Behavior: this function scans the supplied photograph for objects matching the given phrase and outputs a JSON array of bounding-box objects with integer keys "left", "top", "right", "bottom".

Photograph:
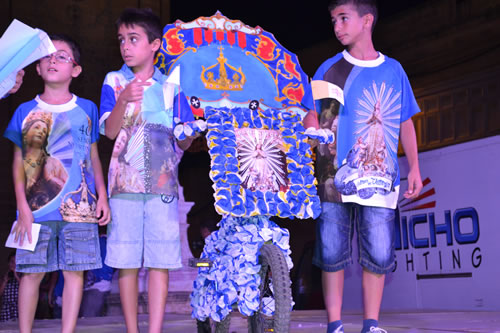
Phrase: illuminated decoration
[
  {"left": 156, "top": 11, "right": 313, "bottom": 117},
  {"left": 158, "top": 12, "right": 325, "bottom": 324}
]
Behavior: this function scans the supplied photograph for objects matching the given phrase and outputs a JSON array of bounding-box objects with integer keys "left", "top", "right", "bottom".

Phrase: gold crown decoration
[
  {"left": 59, "top": 161, "right": 98, "bottom": 223},
  {"left": 201, "top": 47, "right": 246, "bottom": 91},
  {"left": 24, "top": 111, "right": 53, "bottom": 133}
]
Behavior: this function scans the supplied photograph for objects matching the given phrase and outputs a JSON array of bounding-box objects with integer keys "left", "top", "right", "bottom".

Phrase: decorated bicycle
[{"left": 156, "top": 12, "right": 333, "bottom": 332}]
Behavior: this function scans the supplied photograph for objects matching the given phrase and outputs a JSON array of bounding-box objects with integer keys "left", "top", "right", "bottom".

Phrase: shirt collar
[{"left": 119, "top": 64, "right": 165, "bottom": 83}]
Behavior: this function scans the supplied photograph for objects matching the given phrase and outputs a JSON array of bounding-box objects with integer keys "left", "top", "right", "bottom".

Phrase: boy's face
[
  {"left": 330, "top": 4, "right": 371, "bottom": 47},
  {"left": 117, "top": 24, "right": 160, "bottom": 71},
  {"left": 36, "top": 40, "right": 81, "bottom": 84}
]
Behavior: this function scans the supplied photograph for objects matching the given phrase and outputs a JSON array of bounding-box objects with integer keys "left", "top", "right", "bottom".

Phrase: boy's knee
[{"left": 22, "top": 272, "right": 46, "bottom": 284}]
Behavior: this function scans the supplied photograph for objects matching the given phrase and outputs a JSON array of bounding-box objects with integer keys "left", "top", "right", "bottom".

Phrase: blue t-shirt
[
  {"left": 99, "top": 64, "right": 193, "bottom": 197},
  {"left": 4, "top": 95, "right": 100, "bottom": 222},
  {"left": 312, "top": 50, "right": 420, "bottom": 209}
]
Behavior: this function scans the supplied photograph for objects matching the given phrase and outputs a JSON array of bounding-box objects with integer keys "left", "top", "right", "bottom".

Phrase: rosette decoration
[
  {"left": 205, "top": 106, "right": 321, "bottom": 220},
  {"left": 190, "top": 215, "right": 292, "bottom": 321}
]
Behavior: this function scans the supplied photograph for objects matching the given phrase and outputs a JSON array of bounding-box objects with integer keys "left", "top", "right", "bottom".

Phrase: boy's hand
[
  {"left": 117, "top": 78, "right": 151, "bottom": 105},
  {"left": 96, "top": 197, "right": 111, "bottom": 226},
  {"left": 404, "top": 167, "right": 423, "bottom": 199},
  {"left": 14, "top": 203, "right": 34, "bottom": 246},
  {"left": 8, "top": 70, "right": 25, "bottom": 95}
]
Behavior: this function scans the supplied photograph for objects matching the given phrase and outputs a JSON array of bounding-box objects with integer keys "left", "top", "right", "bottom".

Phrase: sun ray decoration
[{"left": 354, "top": 81, "right": 400, "bottom": 156}]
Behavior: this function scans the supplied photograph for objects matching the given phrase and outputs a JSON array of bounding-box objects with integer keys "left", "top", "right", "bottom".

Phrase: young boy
[
  {"left": 4, "top": 34, "right": 110, "bottom": 333},
  {"left": 99, "top": 8, "right": 194, "bottom": 332},
  {"left": 304, "top": 1, "right": 423, "bottom": 332}
]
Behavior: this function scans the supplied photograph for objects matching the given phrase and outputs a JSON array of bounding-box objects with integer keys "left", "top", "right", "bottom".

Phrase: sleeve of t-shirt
[
  {"left": 4, "top": 104, "right": 27, "bottom": 148},
  {"left": 174, "top": 88, "right": 194, "bottom": 123},
  {"left": 310, "top": 61, "right": 331, "bottom": 115},
  {"left": 90, "top": 101, "right": 100, "bottom": 144},
  {"left": 399, "top": 65, "right": 420, "bottom": 123},
  {"left": 99, "top": 74, "right": 117, "bottom": 135}
]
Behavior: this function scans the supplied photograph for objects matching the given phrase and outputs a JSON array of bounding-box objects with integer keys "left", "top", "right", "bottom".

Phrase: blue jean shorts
[
  {"left": 313, "top": 202, "right": 396, "bottom": 274},
  {"left": 106, "top": 193, "right": 181, "bottom": 269},
  {"left": 16, "top": 221, "right": 101, "bottom": 273}
]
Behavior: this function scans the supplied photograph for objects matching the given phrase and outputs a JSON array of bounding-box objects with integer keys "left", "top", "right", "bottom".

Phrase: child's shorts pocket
[
  {"left": 16, "top": 225, "right": 52, "bottom": 265},
  {"left": 63, "top": 225, "right": 98, "bottom": 265}
]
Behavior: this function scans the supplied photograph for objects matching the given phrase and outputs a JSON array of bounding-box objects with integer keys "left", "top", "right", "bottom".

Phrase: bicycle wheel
[
  {"left": 196, "top": 316, "right": 231, "bottom": 333},
  {"left": 248, "top": 244, "right": 292, "bottom": 333}
]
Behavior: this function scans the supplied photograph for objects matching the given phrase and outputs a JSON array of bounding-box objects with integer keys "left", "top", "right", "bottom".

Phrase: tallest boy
[{"left": 304, "top": 1, "right": 423, "bottom": 332}]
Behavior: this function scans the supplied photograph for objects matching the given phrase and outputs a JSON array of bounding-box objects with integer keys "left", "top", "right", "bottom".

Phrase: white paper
[
  {"left": 0, "top": 19, "right": 56, "bottom": 98},
  {"left": 5, "top": 221, "right": 41, "bottom": 251}
]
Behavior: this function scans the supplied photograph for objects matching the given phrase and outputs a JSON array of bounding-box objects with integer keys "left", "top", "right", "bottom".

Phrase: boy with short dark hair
[
  {"left": 4, "top": 33, "right": 110, "bottom": 333},
  {"left": 99, "top": 8, "right": 194, "bottom": 332},
  {"left": 304, "top": 1, "right": 423, "bottom": 332}
]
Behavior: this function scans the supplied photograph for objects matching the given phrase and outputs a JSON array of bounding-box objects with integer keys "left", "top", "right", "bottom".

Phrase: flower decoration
[
  {"left": 190, "top": 215, "right": 293, "bottom": 321},
  {"left": 205, "top": 106, "right": 321, "bottom": 219}
]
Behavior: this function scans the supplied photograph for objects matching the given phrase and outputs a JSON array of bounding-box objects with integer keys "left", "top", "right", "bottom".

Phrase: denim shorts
[
  {"left": 16, "top": 221, "right": 101, "bottom": 273},
  {"left": 106, "top": 193, "right": 181, "bottom": 269},
  {"left": 313, "top": 201, "right": 396, "bottom": 274}
]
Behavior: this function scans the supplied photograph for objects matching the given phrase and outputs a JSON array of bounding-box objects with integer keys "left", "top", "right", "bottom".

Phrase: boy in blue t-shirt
[
  {"left": 304, "top": 1, "right": 423, "bottom": 332},
  {"left": 99, "top": 8, "right": 194, "bottom": 332},
  {"left": 4, "top": 34, "right": 110, "bottom": 332}
]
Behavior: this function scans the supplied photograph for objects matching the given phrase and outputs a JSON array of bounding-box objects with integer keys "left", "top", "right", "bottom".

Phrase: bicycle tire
[
  {"left": 196, "top": 316, "right": 231, "bottom": 333},
  {"left": 248, "top": 244, "right": 292, "bottom": 333}
]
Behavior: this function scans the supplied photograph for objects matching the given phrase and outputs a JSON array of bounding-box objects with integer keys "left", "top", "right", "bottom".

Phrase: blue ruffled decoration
[
  {"left": 205, "top": 106, "right": 321, "bottom": 219},
  {"left": 190, "top": 216, "right": 293, "bottom": 321}
]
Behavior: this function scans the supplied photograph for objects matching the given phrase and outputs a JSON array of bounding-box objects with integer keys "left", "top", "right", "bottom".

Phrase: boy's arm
[
  {"left": 303, "top": 109, "right": 319, "bottom": 129},
  {"left": 12, "top": 145, "right": 34, "bottom": 246},
  {"left": 90, "top": 143, "right": 110, "bottom": 225},
  {"left": 400, "top": 118, "right": 423, "bottom": 199},
  {"left": 104, "top": 78, "right": 151, "bottom": 139},
  {"left": 177, "top": 135, "right": 197, "bottom": 151}
]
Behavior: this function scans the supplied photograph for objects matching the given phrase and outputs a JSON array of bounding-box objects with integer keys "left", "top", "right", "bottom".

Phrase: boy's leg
[
  {"left": 18, "top": 272, "right": 45, "bottom": 333},
  {"left": 313, "top": 202, "right": 353, "bottom": 330},
  {"left": 357, "top": 205, "right": 396, "bottom": 330},
  {"left": 362, "top": 269, "right": 385, "bottom": 320},
  {"left": 322, "top": 270, "right": 344, "bottom": 322},
  {"left": 148, "top": 268, "right": 169, "bottom": 333},
  {"left": 119, "top": 268, "right": 139, "bottom": 333},
  {"left": 61, "top": 270, "right": 84, "bottom": 333},
  {"left": 106, "top": 194, "right": 146, "bottom": 333},
  {"left": 143, "top": 195, "right": 181, "bottom": 331}
]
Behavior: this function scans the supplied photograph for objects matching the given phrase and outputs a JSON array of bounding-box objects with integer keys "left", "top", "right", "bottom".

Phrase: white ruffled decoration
[
  {"left": 190, "top": 215, "right": 293, "bottom": 322},
  {"left": 173, "top": 119, "right": 207, "bottom": 140},
  {"left": 304, "top": 127, "right": 335, "bottom": 144}
]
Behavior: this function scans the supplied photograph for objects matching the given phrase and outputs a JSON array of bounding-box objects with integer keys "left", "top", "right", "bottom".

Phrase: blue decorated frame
[{"left": 205, "top": 106, "right": 321, "bottom": 219}]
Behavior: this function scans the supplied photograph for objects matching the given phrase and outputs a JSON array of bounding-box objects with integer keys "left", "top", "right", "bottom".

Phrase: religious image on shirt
[
  {"left": 59, "top": 161, "right": 98, "bottom": 223},
  {"left": 235, "top": 128, "right": 288, "bottom": 193},
  {"left": 334, "top": 81, "right": 399, "bottom": 200},
  {"left": 146, "top": 123, "right": 180, "bottom": 194},
  {"left": 21, "top": 110, "right": 69, "bottom": 211},
  {"left": 108, "top": 126, "right": 145, "bottom": 196}
]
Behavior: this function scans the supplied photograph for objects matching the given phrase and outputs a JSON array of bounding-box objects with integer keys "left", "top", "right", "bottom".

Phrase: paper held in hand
[
  {"left": 0, "top": 19, "right": 56, "bottom": 98},
  {"left": 5, "top": 221, "right": 41, "bottom": 252}
]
